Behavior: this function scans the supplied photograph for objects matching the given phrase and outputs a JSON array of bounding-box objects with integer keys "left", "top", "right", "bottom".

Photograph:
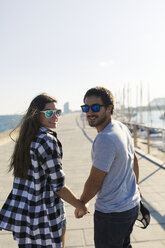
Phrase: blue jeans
[{"left": 94, "top": 204, "right": 139, "bottom": 248}]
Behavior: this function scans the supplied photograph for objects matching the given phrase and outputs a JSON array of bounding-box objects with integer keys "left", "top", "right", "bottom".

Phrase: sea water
[{"left": 0, "top": 115, "right": 22, "bottom": 133}]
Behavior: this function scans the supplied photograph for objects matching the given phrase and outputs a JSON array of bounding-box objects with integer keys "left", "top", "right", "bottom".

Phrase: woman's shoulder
[{"left": 32, "top": 127, "right": 57, "bottom": 147}]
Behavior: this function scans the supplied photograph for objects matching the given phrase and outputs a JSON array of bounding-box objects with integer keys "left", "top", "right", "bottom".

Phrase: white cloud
[{"left": 98, "top": 60, "right": 114, "bottom": 67}]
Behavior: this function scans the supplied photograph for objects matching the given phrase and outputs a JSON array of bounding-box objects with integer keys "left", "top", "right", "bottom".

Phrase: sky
[{"left": 0, "top": 0, "right": 165, "bottom": 115}]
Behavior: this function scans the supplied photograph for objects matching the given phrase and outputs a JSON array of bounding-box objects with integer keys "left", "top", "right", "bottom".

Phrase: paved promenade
[{"left": 0, "top": 113, "right": 165, "bottom": 247}]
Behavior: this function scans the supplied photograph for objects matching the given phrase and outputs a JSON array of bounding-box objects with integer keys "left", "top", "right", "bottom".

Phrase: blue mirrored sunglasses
[
  {"left": 40, "top": 109, "right": 62, "bottom": 118},
  {"left": 81, "top": 104, "right": 106, "bottom": 113}
]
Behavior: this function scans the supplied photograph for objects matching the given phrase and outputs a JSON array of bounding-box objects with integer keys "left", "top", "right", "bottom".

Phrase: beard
[{"left": 87, "top": 112, "right": 107, "bottom": 127}]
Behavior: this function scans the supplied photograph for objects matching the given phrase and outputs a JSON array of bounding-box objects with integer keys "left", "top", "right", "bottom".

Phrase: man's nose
[{"left": 87, "top": 107, "right": 94, "bottom": 114}]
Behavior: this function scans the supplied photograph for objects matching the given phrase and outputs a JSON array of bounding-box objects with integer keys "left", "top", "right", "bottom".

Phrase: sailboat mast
[{"left": 140, "top": 81, "right": 143, "bottom": 124}]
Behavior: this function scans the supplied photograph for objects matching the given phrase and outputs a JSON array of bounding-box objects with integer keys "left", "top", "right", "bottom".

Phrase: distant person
[
  {"left": 75, "top": 86, "right": 141, "bottom": 248},
  {"left": 80, "top": 112, "right": 86, "bottom": 129},
  {"left": 0, "top": 93, "right": 88, "bottom": 248}
]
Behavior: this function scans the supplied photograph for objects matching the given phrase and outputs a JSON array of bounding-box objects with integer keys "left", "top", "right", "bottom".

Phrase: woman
[{"left": 0, "top": 93, "right": 88, "bottom": 248}]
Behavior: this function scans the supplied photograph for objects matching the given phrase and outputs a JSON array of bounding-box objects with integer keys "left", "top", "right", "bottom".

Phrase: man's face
[{"left": 84, "top": 95, "right": 111, "bottom": 131}]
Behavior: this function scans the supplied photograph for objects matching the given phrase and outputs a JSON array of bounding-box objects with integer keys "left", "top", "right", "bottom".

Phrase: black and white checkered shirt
[{"left": 0, "top": 127, "right": 66, "bottom": 247}]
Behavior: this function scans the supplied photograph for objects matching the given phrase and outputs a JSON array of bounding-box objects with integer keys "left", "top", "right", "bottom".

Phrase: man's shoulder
[
  {"left": 112, "top": 119, "right": 126, "bottom": 128},
  {"left": 94, "top": 129, "right": 116, "bottom": 148}
]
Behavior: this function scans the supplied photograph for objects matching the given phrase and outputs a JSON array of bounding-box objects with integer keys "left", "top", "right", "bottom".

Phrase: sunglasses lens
[
  {"left": 92, "top": 105, "right": 100, "bottom": 112},
  {"left": 45, "top": 110, "right": 53, "bottom": 118},
  {"left": 81, "top": 105, "right": 88, "bottom": 112},
  {"left": 56, "top": 110, "right": 62, "bottom": 116}
]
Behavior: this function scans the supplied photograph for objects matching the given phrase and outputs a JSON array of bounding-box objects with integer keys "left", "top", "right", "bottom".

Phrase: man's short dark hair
[{"left": 83, "top": 86, "right": 114, "bottom": 114}]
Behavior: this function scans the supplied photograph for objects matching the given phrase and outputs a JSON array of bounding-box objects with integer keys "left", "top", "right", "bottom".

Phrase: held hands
[{"left": 74, "top": 203, "right": 90, "bottom": 219}]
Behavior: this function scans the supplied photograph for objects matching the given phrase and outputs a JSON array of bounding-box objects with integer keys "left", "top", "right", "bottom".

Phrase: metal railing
[{"left": 123, "top": 122, "right": 165, "bottom": 154}]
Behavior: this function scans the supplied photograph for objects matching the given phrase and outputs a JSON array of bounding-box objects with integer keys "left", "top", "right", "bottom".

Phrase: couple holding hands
[{"left": 0, "top": 87, "right": 140, "bottom": 248}]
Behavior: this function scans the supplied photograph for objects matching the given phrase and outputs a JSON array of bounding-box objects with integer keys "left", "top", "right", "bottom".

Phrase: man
[{"left": 75, "top": 86, "right": 140, "bottom": 248}]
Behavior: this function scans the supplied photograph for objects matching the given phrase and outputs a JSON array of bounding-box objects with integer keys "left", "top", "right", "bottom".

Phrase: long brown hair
[{"left": 9, "top": 93, "right": 57, "bottom": 179}]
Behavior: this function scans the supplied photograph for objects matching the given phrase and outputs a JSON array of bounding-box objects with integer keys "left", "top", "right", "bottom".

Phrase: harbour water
[
  {"left": 131, "top": 110, "right": 165, "bottom": 129},
  {"left": 0, "top": 115, "right": 22, "bottom": 133}
]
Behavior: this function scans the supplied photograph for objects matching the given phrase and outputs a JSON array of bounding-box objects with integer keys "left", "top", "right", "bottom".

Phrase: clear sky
[{"left": 0, "top": 0, "right": 165, "bottom": 115}]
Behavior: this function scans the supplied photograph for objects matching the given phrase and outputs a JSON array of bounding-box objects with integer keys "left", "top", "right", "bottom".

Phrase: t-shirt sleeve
[
  {"left": 37, "top": 135, "right": 65, "bottom": 192},
  {"left": 92, "top": 134, "right": 116, "bottom": 172}
]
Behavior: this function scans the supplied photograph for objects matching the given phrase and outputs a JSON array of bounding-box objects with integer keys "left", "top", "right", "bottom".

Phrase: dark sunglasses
[
  {"left": 81, "top": 104, "right": 106, "bottom": 113},
  {"left": 40, "top": 109, "right": 62, "bottom": 118}
]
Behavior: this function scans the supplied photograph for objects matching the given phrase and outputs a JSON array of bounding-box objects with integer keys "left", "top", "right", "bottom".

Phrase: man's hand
[
  {"left": 74, "top": 208, "right": 84, "bottom": 218},
  {"left": 74, "top": 203, "right": 90, "bottom": 218}
]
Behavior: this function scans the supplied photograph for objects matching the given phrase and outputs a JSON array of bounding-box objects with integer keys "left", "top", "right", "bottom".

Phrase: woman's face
[{"left": 40, "top": 102, "right": 59, "bottom": 129}]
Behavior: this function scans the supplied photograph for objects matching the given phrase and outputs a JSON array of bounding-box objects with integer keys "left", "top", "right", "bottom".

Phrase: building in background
[{"left": 63, "top": 102, "right": 71, "bottom": 114}]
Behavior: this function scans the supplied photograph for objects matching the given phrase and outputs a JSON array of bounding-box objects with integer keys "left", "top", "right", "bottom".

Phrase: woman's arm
[{"left": 56, "top": 185, "right": 88, "bottom": 214}]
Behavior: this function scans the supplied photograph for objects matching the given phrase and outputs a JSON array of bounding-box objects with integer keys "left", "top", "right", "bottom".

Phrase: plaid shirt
[{"left": 0, "top": 127, "right": 65, "bottom": 247}]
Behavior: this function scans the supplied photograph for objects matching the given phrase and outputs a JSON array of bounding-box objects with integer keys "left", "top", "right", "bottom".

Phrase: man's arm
[
  {"left": 80, "top": 166, "right": 107, "bottom": 203},
  {"left": 133, "top": 153, "right": 143, "bottom": 198},
  {"left": 133, "top": 153, "right": 139, "bottom": 183},
  {"left": 74, "top": 166, "right": 106, "bottom": 218}
]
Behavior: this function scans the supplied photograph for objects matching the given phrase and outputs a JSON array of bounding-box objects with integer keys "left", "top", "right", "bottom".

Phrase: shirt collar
[
  {"left": 39, "top": 126, "right": 57, "bottom": 137},
  {"left": 101, "top": 120, "right": 114, "bottom": 133}
]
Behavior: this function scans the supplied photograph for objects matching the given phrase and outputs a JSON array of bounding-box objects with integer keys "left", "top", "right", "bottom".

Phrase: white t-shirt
[{"left": 92, "top": 120, "right": 140, "bottom": 213}]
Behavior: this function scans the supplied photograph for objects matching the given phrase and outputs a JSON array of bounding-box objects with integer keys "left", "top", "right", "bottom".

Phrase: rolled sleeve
[{"left": 38, "top": 135, "right": 65, "bottom": 192}]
